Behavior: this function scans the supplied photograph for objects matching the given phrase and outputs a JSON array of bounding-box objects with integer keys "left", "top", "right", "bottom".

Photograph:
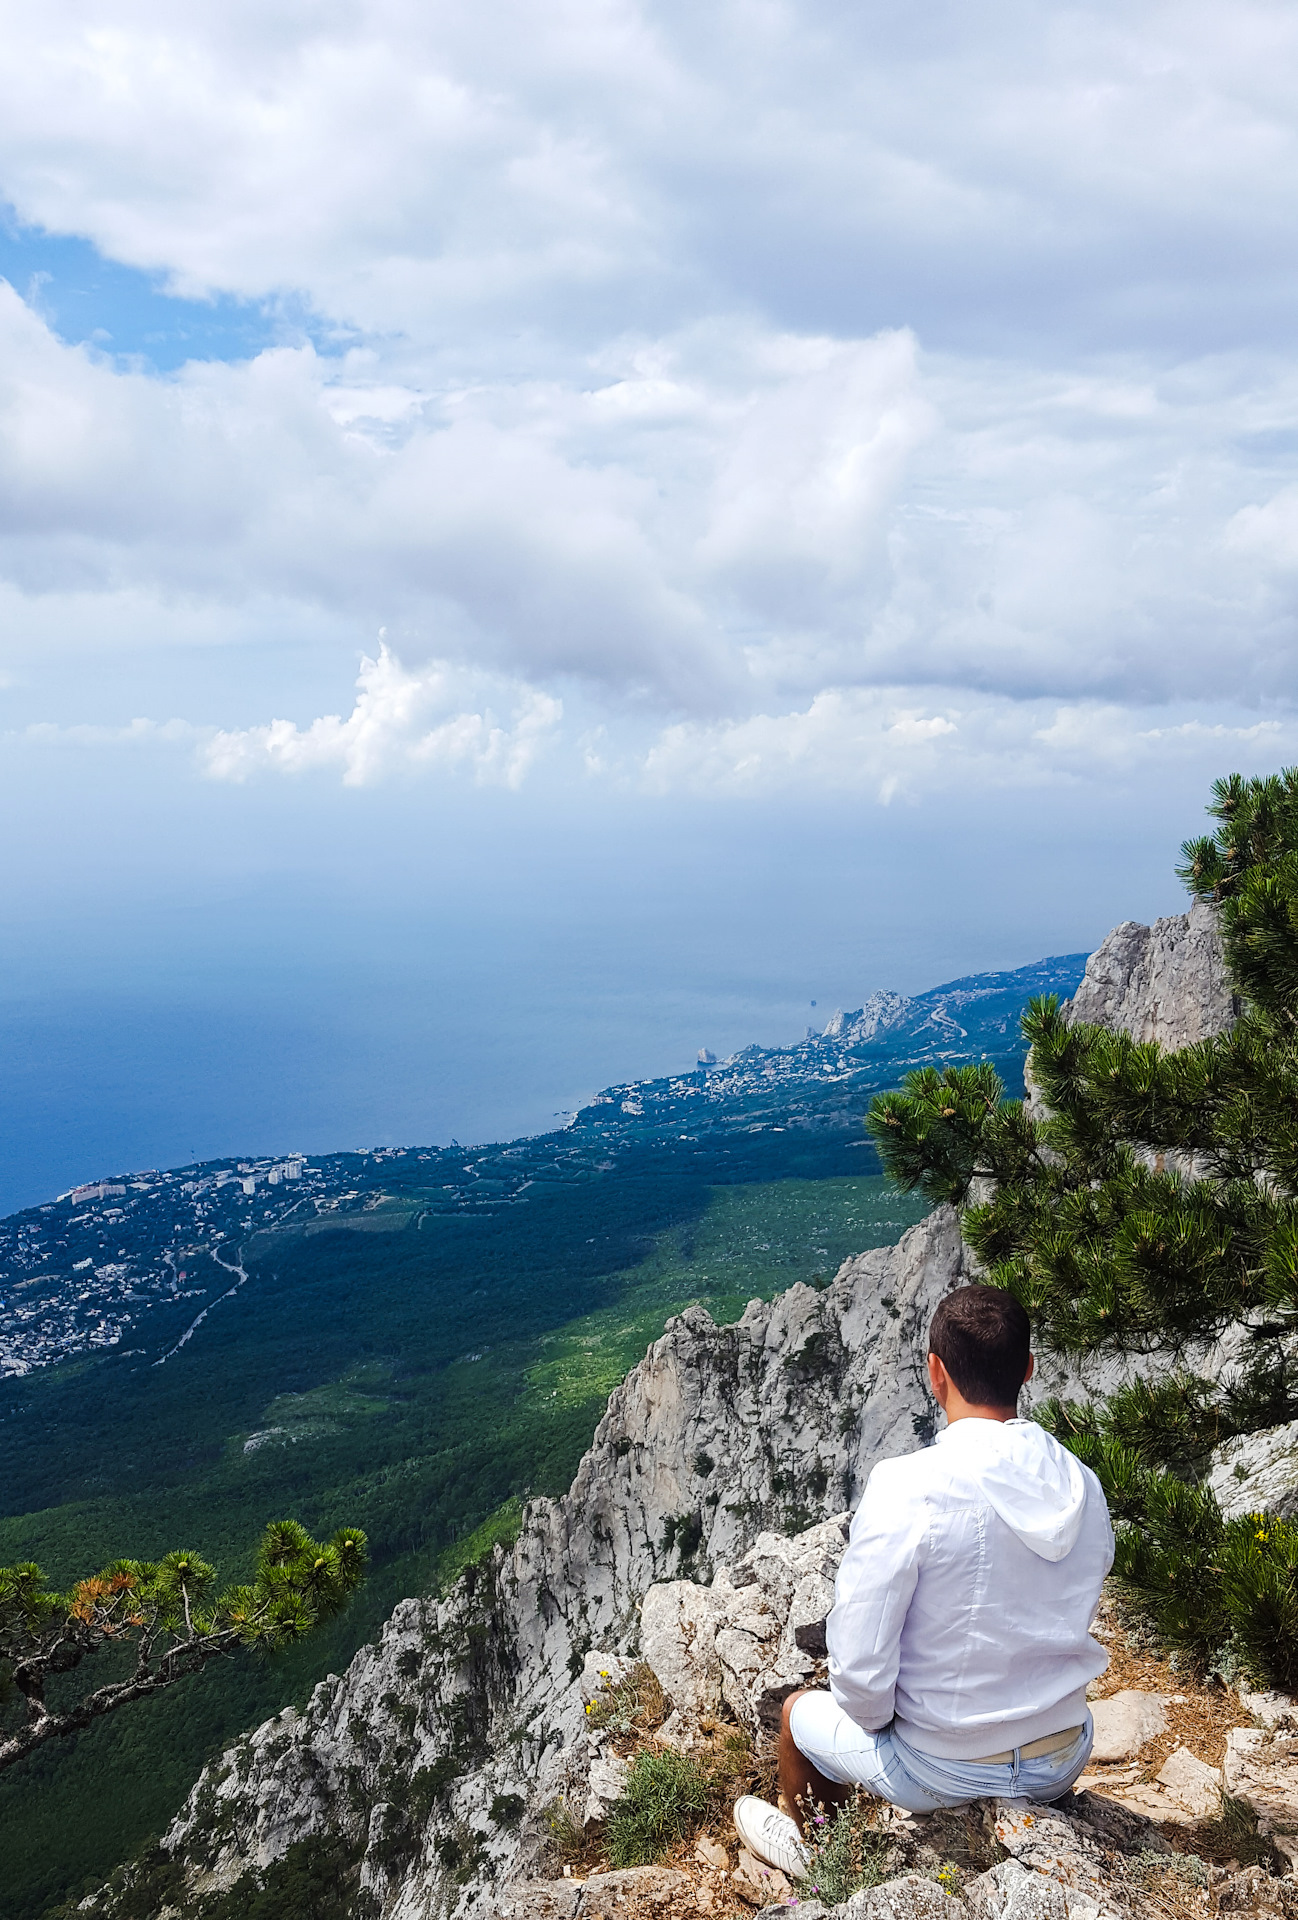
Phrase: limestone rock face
[
  {"left": 1208, "top": 1419, "right": 1298, "bottom": 1522},
  {"left": 839, "top": 1873, "right": 970, "bottom": 1919},
  {"left": 1224, "top": 1726, "right": 1298, "bottom": 1872},
  {"left": 153, "top": 1207, "right": 974, "bottom": 1915},
  {"left": 1063, "top": 899, "right": 1235, "bottom": 1049},
  {"left": 992, "top": 1801, "right": 1113, "bottom": 1917},
  {"left": 962, "top": 1860, "right": 1072, "bottom": 1920},
  {"left": 640, "top": 1514, "right": 850, "bottom": 1732},
  {"left": 495, "top": 1866, "right": 694, "bottom": 1917}
]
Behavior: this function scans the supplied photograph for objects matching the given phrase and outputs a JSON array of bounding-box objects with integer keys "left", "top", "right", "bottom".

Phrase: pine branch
[{"left": 0, "top": 1522, "right": 366, "bottom": 1776}]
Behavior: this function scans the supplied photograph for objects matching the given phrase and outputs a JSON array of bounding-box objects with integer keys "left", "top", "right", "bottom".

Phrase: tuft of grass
[
  {"left": 604, "top": 1749, "right": 711, "bottom": 1867},
  {"left": 584, "top": 1661, "right": 665, "bottom": 1738},
  {"left": 1187, "top": 1794, "right": 1279, "bottom": 1869},
  {"left": 544, "top": 1797, "right": 585, "bottom": 1862},
  {"left": 799, "top": 1791, "right": 898, "bottom": 1907}
]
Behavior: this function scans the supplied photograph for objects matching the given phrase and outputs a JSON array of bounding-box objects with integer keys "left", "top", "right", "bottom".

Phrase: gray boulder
[
  {"left": 838, "top": 1874, "right": 970, "bottom": 1919},
  {"left": 963, "top": 1860, "right": 1071, "bottom": 1920}
]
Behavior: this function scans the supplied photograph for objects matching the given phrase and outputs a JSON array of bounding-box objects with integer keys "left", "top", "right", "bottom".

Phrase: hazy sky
[{"left": 1, "top": 0, "right": 1296, "bottom": 1205}]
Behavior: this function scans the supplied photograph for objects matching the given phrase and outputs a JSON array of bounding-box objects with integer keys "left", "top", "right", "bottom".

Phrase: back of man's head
[{"left": 928, "top": 1285, "right": 1031, "bottom": 1410}]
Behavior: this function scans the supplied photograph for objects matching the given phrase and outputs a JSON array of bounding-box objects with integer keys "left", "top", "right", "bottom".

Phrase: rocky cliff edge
[{"left": 118, "top": 1209, "right": 972, "bottom": 1916}]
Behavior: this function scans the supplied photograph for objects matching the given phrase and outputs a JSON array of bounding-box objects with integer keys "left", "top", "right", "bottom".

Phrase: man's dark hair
[{"left": 928, "top": 1284, "right": 1031, "bottom": 1408}]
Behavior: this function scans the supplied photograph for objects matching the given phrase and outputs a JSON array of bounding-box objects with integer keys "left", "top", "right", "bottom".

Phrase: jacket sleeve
[{"left": 825, "top": 1461, "right": 926, "bottom": 1732}]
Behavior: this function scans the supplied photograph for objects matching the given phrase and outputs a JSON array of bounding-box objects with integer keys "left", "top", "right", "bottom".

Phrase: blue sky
[
  {"left": 0, "top": 219, "right": 296, "bottom": 369},
  {"left": 0, "top": 0, "right": 1296, "bottom": 1206}
]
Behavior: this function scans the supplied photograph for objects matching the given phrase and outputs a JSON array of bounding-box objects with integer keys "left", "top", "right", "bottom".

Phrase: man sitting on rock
[{"left": 734, "top": 1283, "right": 1114, "bottom": 1878}]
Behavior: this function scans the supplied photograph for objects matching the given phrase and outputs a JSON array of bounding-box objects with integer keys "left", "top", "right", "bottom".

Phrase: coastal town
[{"left": 0, "top": 952, "right": 1084, "bottom": 1380}]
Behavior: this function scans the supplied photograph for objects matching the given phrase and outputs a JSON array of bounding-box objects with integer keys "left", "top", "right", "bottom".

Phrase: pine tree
[
  {"left": 0, "top": 1520, "right": 366, "bottom": 1773},
  {"left": 867, "top": 771, "right": 1298, "bottom": 1687}
]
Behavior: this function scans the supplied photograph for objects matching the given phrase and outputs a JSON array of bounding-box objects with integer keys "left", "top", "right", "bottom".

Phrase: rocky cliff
[
  {"left": 1062, "top": 898, "right": 1235, "bottom": 1049},
  {"left": 110, "top": 1209, "right": 974, "bottom": 1917},
  {"left": 84, "top": 896, "right": 1271, "bottom": 1920},
  {"left": 1023, "top": 901, "right": 1235, "bottom": 1162}
]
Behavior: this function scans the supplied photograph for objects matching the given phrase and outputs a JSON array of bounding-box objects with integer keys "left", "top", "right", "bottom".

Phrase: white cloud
[
  {"left": 1, "top": 3, "right": 1298, "bottom": 806},
  {"left": 637, "top": 687, "right": 1298, "bottom": 800},
  {"left": 2, "top": 0, "right": 1298, "bottom": 363},
  {"left": 17, "top": 716, "right": 196, "bottom": 746},
  {"left": 204, "top": 646, "right": 561, "bottom": 787}
]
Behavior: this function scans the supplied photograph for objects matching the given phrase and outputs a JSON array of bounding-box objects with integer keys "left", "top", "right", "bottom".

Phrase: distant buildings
[{"left": 243, "top": 1158, "right": 306, "bottom": 1195}]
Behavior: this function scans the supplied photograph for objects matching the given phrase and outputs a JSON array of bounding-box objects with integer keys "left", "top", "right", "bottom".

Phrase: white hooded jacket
[{"left": 825, "top": 1418, "right": 1115, "bottom": 1760}]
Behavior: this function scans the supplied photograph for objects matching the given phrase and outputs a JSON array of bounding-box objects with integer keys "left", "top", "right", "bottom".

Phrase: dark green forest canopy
[{"left": 867, "top": 768, "right": 1298, "bottom": 1688}]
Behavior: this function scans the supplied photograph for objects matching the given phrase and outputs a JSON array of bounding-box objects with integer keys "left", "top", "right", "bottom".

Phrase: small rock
[
  {"left": 1087, "top": 1690, "right": 1168, "bottom": 1762},
  {"left": 1155, "top": 1747, "right": 1221, "bottom": 1819},
  {"left": 1085, "top": 1779, "right": 1179, "bottom": 1823},
  {"left": 839, "top": 1872, "right": 970, "bottom": 1917},
  {"left": 1240, "top": 1685, "right": 1298, "bottom": 1732},
  {"left": 587, "top": 1755, "right": 628, "bottom": 1799},
  {"left": 964, "top": 1859, "right": 1070, "bottom": 1920},
  {"left": 734, "top": 1846, "right": 791, "bottom": 1901},
  {"left": 695, "top": 1834, "right": 729, "bottom": 1869}
]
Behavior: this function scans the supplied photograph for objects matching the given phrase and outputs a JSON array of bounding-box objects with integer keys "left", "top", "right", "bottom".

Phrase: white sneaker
[{"left": 733, "top": 1795, "right": 810, "bottom": 1879}]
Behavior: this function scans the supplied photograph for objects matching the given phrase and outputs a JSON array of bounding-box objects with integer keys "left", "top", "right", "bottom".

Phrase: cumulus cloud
[
  {"left": 2, "top": 1, "right": 1297, "bottom": 361},
  {"left": 1, "top": 2, "right": 1298, "bottom": 805},
  {"left": 204, "top": 646, "right": 561, "bottom": 787}
]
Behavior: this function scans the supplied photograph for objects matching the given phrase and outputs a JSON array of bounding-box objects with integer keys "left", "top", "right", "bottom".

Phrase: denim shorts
[{"left": 787, "top": 1692, "right": 1094, "bottom": 1814}]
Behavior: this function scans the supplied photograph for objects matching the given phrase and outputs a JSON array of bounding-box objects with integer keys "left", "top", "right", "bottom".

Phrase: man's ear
[
  {"left": 927, "top": 1351, "right": 949, "bottom": 1405},
  {"left": 1024, "top": 1353, "right": 1036, "bottom": 1385}
]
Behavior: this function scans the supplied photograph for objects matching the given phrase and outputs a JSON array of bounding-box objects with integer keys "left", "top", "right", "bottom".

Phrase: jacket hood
[{"left": 937, "top": 1417, "right": 1088, "bottom": 1562}]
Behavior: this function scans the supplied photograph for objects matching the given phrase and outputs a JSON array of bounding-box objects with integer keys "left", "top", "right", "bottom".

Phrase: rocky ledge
[{"left": 506, "top": 1501, "right": 1298, "bottom": 1920}]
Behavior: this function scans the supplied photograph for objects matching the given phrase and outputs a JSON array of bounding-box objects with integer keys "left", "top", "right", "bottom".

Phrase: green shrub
[
  {"left": 1218, "top": 1518, "right": 1298, "bottom": 1692},
  {"left": 1047, "top": 1397, "right": 1298, "bottom": 1687},
  {"left": 604, "top": 1749, "right": 710, "bottom": 1867},
  {"left": 799, "top": 1792, "right": 896, "bottom": 1907}
]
